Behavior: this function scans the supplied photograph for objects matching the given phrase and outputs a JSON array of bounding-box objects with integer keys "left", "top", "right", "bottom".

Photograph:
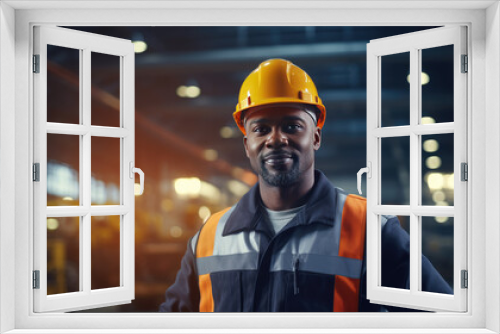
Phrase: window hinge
[
  {"left": 33, "top": 270, "right": 40, "bottom": 289},
  {"left": 33, "top": 54, "right": 40, "bottom": 73},
  {"left": 33, "top": 163, "right": 40, "bottom": 182},
  {"left": 461, "top": 54, "right": 468, "bottom": 73},
  {"left": 461, "top": 162, "right": 468, "bottom": 181},
  {"left": 461, "top": 270, "right": 468, "bottom": 289}
]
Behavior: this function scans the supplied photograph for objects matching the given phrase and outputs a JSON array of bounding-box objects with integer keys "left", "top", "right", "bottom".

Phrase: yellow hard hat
[{"left": 233, "top": 58, "right": 326, "bottom": 135}]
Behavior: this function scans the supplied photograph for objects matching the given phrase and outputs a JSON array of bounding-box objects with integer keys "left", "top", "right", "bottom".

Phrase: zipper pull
[{"left": 293, "top": 257, "right": 300, "bottom": 295}]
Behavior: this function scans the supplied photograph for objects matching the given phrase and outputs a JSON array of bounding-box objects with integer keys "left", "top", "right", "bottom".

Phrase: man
[{"left": 159, "top": 58, "right": 451, "bottom": 312}]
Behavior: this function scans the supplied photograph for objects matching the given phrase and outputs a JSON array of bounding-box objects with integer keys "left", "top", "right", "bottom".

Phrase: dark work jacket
[{"left": 159, "top": 170, "right": 452, "bottom": 312}]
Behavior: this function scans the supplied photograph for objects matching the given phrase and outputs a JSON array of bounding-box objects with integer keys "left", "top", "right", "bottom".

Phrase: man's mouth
[{"left": 263, "top": 152, "right": 294, "bottom": 166}]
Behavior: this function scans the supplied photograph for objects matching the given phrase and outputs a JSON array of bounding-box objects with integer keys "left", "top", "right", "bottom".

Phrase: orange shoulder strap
[
  {"left": 333, "top": 194, "right": 367, "bottom": 312},
  {"left": 196, "top": 207, "right": 231, "bottom": 312}
]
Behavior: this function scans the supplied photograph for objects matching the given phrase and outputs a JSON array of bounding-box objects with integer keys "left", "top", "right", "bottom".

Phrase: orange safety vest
[{"left": 195, "top": 194, "right": 367, "bottom": 312}]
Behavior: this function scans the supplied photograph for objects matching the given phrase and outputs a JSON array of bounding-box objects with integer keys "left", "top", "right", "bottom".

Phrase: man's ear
[
  {"left": 313, "top": 127, "right": 322, "bottom": 151},
  {"left": 243, "top": 136, "right": 250, "bottom": 158}
]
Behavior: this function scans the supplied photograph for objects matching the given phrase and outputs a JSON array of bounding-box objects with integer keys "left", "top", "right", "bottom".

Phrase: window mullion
[
  {"left": 78, "top": 48, "right": 84, "bottom": 293},
  {"left": 119, "top": 56, "right": 125, "bottom": 288},
  {"left": 409, "top": 47, "right": 421, "bottom": 294},
  {"left": 416, "top": 48, "right": 424, "bottom": 293},
  {"left": 82, "top": 47, "right": 92, "bottom": 294},
  {"left": 373, "top": 123, "right": 455, "bottom": 138},
  {"left": 122, "top": 51, "right": 135, "bottom": 294},
  {"left": 45, "top": 206, "right": 128, "bottom": 217},
  {"left": 373, "top": 205, "right": 454, "bottom": 216}
]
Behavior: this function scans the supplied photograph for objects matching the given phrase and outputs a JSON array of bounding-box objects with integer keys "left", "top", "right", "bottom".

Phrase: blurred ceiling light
[
  {"left": 134, "top": 183, "right": 143, "bottom": 196},
  {"left": 174, "top": 177, "right": 201, "bottom": 197},
  {"left": 132, "top": 32, "right": 148, "bottom": 53},
  {"left": 220, "top": 126, "right": 236, "bottom": 139},
  {"left": 227, "top": 180, "right": 250, "bottom": 198},
  {"left": 198, "top": 206, "right": 211, "bottom": 221},
  {"left": 426, "top": 172, "right": 444, "bottom": 190},
  {"left": 432, "top": 190, "right": 446, "bottom": 203},
  {"left": 91, "top": 178, "right": 107, "bottom": 204},
  {"left": 421, "top": 72, "right": 430, "bottom": 85},
  {"left": 62, "top": 196, "right": 74, "bottom": 201},
  {"left": 435, "top": 217, "right": 449, "bottom": 224},
  {"left": 176, "top": 85, "right": 201, "bottom": 99},
  {"left": 203, "top": 149, "right": 218, "bottom": 161},
  {"left": 185, "top": 86, "right": 201, "bottom": 98},
  {"left": 47, "top": 162, "right": 78, "bottom": 198},
  {"left": 423, "top": 139, "right": 439, "bottom": 153},
  {"left": 426, "top": 156, "right": 442, "bottom": 169},
  {"left": 170, "top": 226, "right": 183, "bottom": 238},
  {"left": 421, "top": 116, "right": 436, "bottom": 124},
  {"left": 445, "top": 173, "right": 454, "bottom": 190},
  {"left": 406, "top": 72, "right": 430, "bottom": 85},
  {"left": 435, "top": 200, "right": 449, "bottom": 206},
  {"left": 133, "top": 40, "right": 148, "bottom": 53},
  {"left": 199, "top": 181, "right": 221, "bottom": 202},
  {"left": 47, "top": 218, "right": 59, "bottom": 231},
  {"left": 176, "top": 85, "right": 187, "bottom": 97}
]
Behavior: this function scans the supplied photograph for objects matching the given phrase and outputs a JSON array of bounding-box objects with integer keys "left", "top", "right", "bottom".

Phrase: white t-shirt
[{"left": 264, "top": 205, "right": 306, "bottom": 234}]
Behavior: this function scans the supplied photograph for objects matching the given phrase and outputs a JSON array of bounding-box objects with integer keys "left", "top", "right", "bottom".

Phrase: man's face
[{"left": 243, "top": 105, "right": 322, "bottom": 188}]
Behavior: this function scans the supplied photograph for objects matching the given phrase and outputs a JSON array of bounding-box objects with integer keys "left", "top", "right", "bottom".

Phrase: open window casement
[
  {"left": 365, "top": 26, "right": 467, "bottom": 312},
  {"left": 33, "top": 26, "right": 140, "bottom": 312}
]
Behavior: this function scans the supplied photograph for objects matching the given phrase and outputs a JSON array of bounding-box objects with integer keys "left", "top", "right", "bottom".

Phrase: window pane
[
  {"left": 421, "top": 45, "right": 454, "bottom": 124},
  {"left": 47, "top": 45, "right": 80, "bottom": 124},
  {"left": 381, "top": 136, "right": 410, "bottom": 205},
  {"left": 381, "top": 52, "right": 410, "bottom": 127},
  {"left": 381, "top": 215, "right": 410, "bottom": 290},
  {"left": 47, "top": 134, "right": 80, "bottom": 206},
  {"left": 91, "top": 215, "right": 120, "bottom": 290},
  {"left": 422, "top": 134, "right": 454, "bottom": 206},
  {"left": 47, "top": 217, "right": 80, "bottom": 295},
  {"left": 91, "top": 52, "right": 120, "bottom": 127},
  {"left": 421, "top": 216, "right": 454, "bottom": 294},
  {"left": 91, "top": 137, "right": 121, "bottom": 205}
]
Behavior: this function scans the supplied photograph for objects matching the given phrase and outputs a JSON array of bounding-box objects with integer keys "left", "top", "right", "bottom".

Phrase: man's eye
[
  {"left": 285, "top": 124, "right": 301, "bottom": 132},
  {"left": 253, "top": 126, "right": 268, "bottom": 133}
]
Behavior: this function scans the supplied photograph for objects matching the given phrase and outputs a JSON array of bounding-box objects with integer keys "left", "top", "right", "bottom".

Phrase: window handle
[
  {"left": 357, "top": 162, "right": 371, "bottom": 195},
  {"left": 130, "top": 162, "right": 145, "bottom": 195}
]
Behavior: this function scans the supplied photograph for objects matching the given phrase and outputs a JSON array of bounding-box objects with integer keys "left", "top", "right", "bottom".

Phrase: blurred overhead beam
[
  {"left": 149, "top": 89, "right": 453, "bottom": 112},
  {"left": 135, "top": 42, "right": 367, "bottom": 73}
]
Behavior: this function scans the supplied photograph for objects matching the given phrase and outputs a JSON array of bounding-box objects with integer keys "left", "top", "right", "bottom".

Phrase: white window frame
[
  {"left": 33, "top": 26, "right": 136, "bottom": 312},
  {"left": 366, "top": 26, "right": 467, "bottom": 312},
  {"left": 0, "top": 1, "right": 498, "bottom": 333}
]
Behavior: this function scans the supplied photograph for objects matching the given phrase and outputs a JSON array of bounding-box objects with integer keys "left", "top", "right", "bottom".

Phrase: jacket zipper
[{"left": 293, "top": 257, "right": 300, "bottom": 295}]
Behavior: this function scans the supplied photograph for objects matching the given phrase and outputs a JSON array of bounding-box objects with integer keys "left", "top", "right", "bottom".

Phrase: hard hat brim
[{"left": 233, "top": 101, "right": 326, "bottom": 136}]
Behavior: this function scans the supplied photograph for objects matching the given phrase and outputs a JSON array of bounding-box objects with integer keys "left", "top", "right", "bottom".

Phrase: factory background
[{"left": 44, "top": 26, "right": 454, "bottom": 312}]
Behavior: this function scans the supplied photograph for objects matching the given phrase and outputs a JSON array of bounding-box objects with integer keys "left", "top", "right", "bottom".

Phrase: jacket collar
[{"left": 222, "top": 170, "right": 338, "bottom": 236}]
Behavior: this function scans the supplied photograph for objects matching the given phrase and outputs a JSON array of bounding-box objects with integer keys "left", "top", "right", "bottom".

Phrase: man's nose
[{"left": 265, "top": 128, "right": 288, "bottom": 148}]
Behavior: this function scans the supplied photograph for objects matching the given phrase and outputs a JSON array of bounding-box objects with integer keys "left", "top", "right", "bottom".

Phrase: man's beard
[{"left": 259, "top": 157, "right": 300, "bottom": 187}]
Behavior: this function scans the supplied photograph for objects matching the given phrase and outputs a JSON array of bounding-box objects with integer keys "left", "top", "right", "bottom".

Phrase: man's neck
[{"left": 259, "top": 170, "right": 315, "bottom": 211}]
